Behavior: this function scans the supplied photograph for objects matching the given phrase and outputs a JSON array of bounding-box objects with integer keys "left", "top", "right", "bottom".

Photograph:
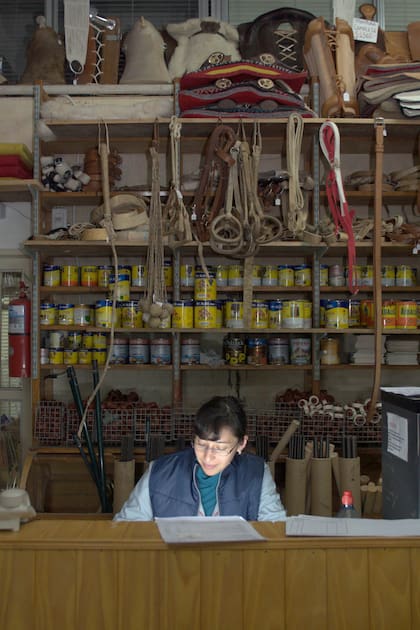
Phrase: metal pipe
[{"left": 92, "top": 360, "right": 109, "bottom": 512}]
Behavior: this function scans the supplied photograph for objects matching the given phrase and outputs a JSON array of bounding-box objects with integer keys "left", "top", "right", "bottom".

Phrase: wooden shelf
[
  {"left": 321, "top": 364, "right": 419, "bottom": 369},
  {"left": 180, "top": 364, "right": 312, "bottom": 371},
  {"left": 40, "top": 363, "right": 172, "bottom": 370},
  {"left": 0, "top": 178, "right": 43, "bottom": 201}
]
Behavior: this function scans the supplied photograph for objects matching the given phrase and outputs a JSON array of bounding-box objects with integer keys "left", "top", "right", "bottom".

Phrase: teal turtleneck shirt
[{"left": 195, "top": 466, "right": 221, "bottom": 516}]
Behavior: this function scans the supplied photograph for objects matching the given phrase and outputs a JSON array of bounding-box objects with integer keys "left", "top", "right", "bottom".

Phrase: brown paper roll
[
  {"left": 338, "top": 457, "right": 361, "bottom": 515},
  {"left": 285, "top": 457, "right": 308, "bottom": 516},
  {"left": 310, "top": 458, "right": 332, "bottom": 517},
  {"left": 113, "top": 459, "right": 136, "bottom": 514}
]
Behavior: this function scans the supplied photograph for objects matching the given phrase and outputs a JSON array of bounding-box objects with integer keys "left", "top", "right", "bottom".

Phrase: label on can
[
  {"left": 164, "top": 260, "right": 173, "bottom": 287},
  {"left": 252, "top": 265, "right": 262, "bottom": 286},
  {"left": 63, "top": 349, "right": 78, "bottom": 365},
  {"left": 43, "top": 265, "right": 61, "bottom": 287},
  {"left": 216, "top": 265, "right": 228, "bottom": 287},
  {"left": 246, "top": 337, "right": 267, "bottom": 365},
  {"left": 74, "top": 304, "right": 92, "bottom": 326},
  {"left": 348, "top": 299, "right": 361, "bottom": 328},
  {"left": 79, "top": 348, "right": 93, "bottom": 364},
  {"left": 95, "top": 300, "right": 121, "bottom": 328},
  {"left": 150, "top": 338, "right": 171, "bottom": 364},
  {"left": 294, "top": 265, "right": 311, "bottom": 287},
  {"left": 320, "top": 265, "right": 329, "bottom": 287},
  {"left": 194, "top": 300, "right": 218, "bottom": 328},
  {"left": 57, "top": 304, "right": 75, "bottom": 326},
  {"left": 251, "top": 301, "right": 268, "bottom": 329},
  {"left": 282, "top": 300, "right": 305, "bottom": 328},
  {"left": 268, "top": 300, "right": 283, "bottom": 329},
  {"left": 382, "top": 300, "right": 396, "bottom": 329},
  {"left": 396, "top": 265, "right": 416, "bottom": 287},
  {"left": 40, "top": 303, "right": 56, "bottom": 326},
  {"left": 129, "top": 337, "right": 150, "bottom": 364},
  {"left": 82, "top": 332, "right": 94, "bottom": 348},
  {"left": 290, "top": 337, "right": 311, "bottom": 365},
  {"left": 396, "top": 301, "right": 417, "bottom": 329},
  {"left": 268, "top": 337, "right": 289, "bottom": 365},
  {"left": 92, "top": 349, "right": 107, "bottom": 365},
  {"left": 223, "top": 334, "right": 246, "bottom": 365},
  {"left": 97, "top": 265, "right": 113, "bottom": 288},
  {"left": 61, "top": 265, "right": 79, "bottom": 287},
  {"left": 172, "top": 300, "right": 194, "bottom": 329},
  {"left": 278, "top": 265, "right": 294, "bottom": 287},
  {"left": 49, "top": 347, "right": 64, "bottom": 364},
  {"left": 325, "top": 300, "right": 349, "bottom": 329},
  {"left": 180, "top": 264, "right": 195, "bottom": 287},
  {"left": 109, "top": 274, "right": 130, "bottom": 302},
  {"left": 109, "top": 338, "right": 128, "bottom": 364},
  {"left": 381, "top": 265, "right": 395, "bottom": 287},
  {"left": 131, "top": 264, "right": 147, "bottom": 287},
  {"left": 93, "top": 332, "right": 108, "bottom": 349},
  {"left": 194, "top": 271, "right": 217, "bottom": 300},
  {"left": 225, "top": 300, "right": 244, "bottom": 328},
  {"left": 228, "top": 264, "right": 243, "bottom": 287},
  {"left": 81, "top": 265, "right": 98, "bottom": 287},
  {"left": 121, "top": 301, "right": 143, "bottom": 329},
  {"left": 181, "top": 338, "right": 200, "bottom": 364},
  {"left": 360, "top": 300, "right": 374, "bottom": 328},
  {"left": 262, "top": 265, "right": 278, "bottom": 286}
]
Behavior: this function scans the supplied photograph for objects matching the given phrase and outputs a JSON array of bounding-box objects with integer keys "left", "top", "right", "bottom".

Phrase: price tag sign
[{"left": 352, "top": 18, "right": 379, "bottom": 43}]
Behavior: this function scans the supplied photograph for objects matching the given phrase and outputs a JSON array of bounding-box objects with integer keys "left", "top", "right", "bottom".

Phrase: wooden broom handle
[{"left": 269, "top": 419, "right": 301, "bottom": 463}]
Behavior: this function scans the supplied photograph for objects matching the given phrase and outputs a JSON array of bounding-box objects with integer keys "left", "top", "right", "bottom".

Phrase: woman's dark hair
[{"left": 193, "top": 396, "right": 247, "bottom": 441}]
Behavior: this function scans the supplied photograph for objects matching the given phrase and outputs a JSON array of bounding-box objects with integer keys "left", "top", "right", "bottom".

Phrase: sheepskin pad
[
  {"left": 40, "top": 95, "right": 174, "bottom": 120},
  {"left": 167, "top": 17, "right": 241, "bottom": 78}
]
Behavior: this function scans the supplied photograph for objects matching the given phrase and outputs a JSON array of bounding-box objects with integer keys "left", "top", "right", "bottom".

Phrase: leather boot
[
  {"left": 304, "top": 17, "right": 343, "bottom": 117},
  {"left": 335, "top": 18, "right": 359, "bottom": 117}
]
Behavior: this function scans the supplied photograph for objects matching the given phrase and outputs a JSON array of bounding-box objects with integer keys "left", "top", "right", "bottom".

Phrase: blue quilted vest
[{"left": 149, "top": 448, "right": 264, "bottom": 520}]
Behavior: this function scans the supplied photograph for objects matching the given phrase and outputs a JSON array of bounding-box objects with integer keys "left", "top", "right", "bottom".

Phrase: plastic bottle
[{"left": 337, "top": 490, "right": 360, "bottom": 518}]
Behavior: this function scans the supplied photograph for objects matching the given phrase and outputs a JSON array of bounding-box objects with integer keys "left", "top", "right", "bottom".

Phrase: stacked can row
[
  {"left": 40, "top": 298, "right": 313, "bottom": 330},
  {"left": 223, "top": 335, "right": 311, "bottom": 366},
  {"left": 41, "top": 332, "right": 173, "bottom": 366},
  {"left": 320, "top": 298, "right": 420, "bottom": 329}
]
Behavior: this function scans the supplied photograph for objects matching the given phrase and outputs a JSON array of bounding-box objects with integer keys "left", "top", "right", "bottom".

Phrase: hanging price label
[{"left": 352, "top": 18, "right": 379, "bottom": 42}]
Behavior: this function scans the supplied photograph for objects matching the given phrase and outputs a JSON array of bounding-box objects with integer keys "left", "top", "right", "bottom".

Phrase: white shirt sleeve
[
  {"left": 113, "top": 462, "right": 154, "bottom": 521},
  {"left": 257, "top": 462, "right": 287, "bottom": 521}
]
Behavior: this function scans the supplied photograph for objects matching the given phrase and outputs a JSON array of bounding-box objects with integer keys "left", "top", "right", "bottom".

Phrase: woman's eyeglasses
[{"left": 192, "top": 438, "right": 239, "bottom": 456}]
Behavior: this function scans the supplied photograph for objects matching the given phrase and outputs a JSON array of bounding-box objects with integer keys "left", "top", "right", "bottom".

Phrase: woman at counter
[{"left": 114, "top": 395, "right": 286, "bottom": 521}]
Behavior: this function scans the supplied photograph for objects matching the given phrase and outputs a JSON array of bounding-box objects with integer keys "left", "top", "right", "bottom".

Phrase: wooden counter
[{"left": 0, "top": 518, "right": 419, "bottom": 630}]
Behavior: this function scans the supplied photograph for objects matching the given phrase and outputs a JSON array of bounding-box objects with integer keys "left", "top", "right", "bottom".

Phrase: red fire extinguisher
[{"left": 9, "top": 281, "right": 31, "bottom": 378}]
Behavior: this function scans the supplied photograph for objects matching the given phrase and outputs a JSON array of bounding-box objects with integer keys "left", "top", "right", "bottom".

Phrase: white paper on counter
[
  {"left": 155, "top": 516, "right": 266, "bottom": 544},
  {"left": 286, "top": 515, "right": 420, "bottom": 537}
]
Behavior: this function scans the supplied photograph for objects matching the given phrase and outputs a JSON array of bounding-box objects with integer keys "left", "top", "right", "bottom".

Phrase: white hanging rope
[{"left": 64, "top": 0, "right": 90, "bottom": 75}]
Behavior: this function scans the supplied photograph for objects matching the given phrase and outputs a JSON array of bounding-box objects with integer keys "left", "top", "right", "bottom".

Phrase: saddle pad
[
  {"left": 180, "top": 102, "right": 315, "bottom": 118},
  {"left": 180, "top": 61, "right": 307, "bottom": 94},
  {"left": 0, "top": 143, "right": 33, "bottom": 169},
  {"left": 179, "top": 81, "right": 307, "bottom": 110}
]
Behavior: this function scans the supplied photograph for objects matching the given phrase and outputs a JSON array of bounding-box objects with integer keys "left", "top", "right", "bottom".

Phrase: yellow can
[
  {"left": 57, "top": 304, "right": 74, "bottom": 326},
  {"left": 320, "top": 265, "right": 329, "bottom": 287},
  {"left": 348, "top": 299, "right": 361, "bottom": 328},
  {"left": 93, "top": 332, "right": 107, "bottom": 349},
  {"left": 359, "top": 265, "right": 373, "bottom": 287},
  {"left": 131, "top": 264, "right": 147, "bottom": 287},
  {"left": 278, "top": 265, "right": 294, "bottom": 287},
  {"left": 164, "top": 260, "right": 173, "bottom": 287},
  {"left": 225, "top": 300, "right": 244, "bottom": 328},
  {"left": 63, "top": 349, "right": 78, "bottom": 365},
  {"left": 81, "top": 332, "right": 94, "bottom": 348},
  {"left": 216, "top": 265, "right": 228, "bottom": 287},
  {"left": 49, "top": 348, "right": 64, "bottom": 364},
  {"left": 252, "top": 265, "right": 262, "bottom": 286},
  {"left": 109, "top": 273, "right": 130, "bottom": 302},
  {"left": 262, "top": 265, "right": 278, "bottom": 286},
  {"left": 216, "top": 300, "right": 224, "bottom": 327},
  {"left": 172, "top": 300, "right": 194, "bottom": 329},
  {"left": 194, "top": 300, "right": 218, "bottom": 328},
  {"left": 396, "top": 265, "right": 416, "bottom": 287},
  {"left": 79, "top": 348, "right": 93, "bottom": 364},
  {"left": 121, "top": 300, "right": 143, "bottom": 329},
  {"left": 268, "top": 300, "right": 282, "bottom": 329},
  {"left": 194, "top": 270, "right": 217, "bottom": 300},
  {"left": 61, "top": 265, "right": 79, "bottom": 287},
  {"left": 97, "top": 265, "right": 113, "bottom": 289},
  {"left": 294, "top": 265, "right": 311, "bottom": 287},
  {"left": 282, "top": 300, "right": 305, "bottom": 328},
  {"left": 40, "top": 302, "right": 56, "bottom": 325},
  {"left": 95, "top": 300, "right": 121, "bottom": 328},
  {"left": 325, "top": 300, "right": 349, "bottom": 329},
  {"left": 74, "top": 304, "right": 92, "bottom": 326},
  {"left": 381, "top": 265, "right": 395, "bottom": 287},
  {"left": 396, "top": 300, "right": 417, "bottom": 329},
  {"left": 92, "top": 349, "right": 107, "bottom": 365},
  {"left": 228, "top": 264, "right": 243, "bottom": 287},
  {"left": 180, "top": 264, "right": 195, "bottom": 287},
  {"left": 43, "top": 265, "right": 61, "bottom": 287},
  {"left": 81, "top": 265, "right": 98, "bottom": 287},
  {"left": 251, "top": 301, "right": 268, "bottom": 329},
  {"left": 382, "top": 300, "right": 396, "bottom": 329},
  {"left": 360, "top": 300, "right": 374, "bottom": 327}
]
